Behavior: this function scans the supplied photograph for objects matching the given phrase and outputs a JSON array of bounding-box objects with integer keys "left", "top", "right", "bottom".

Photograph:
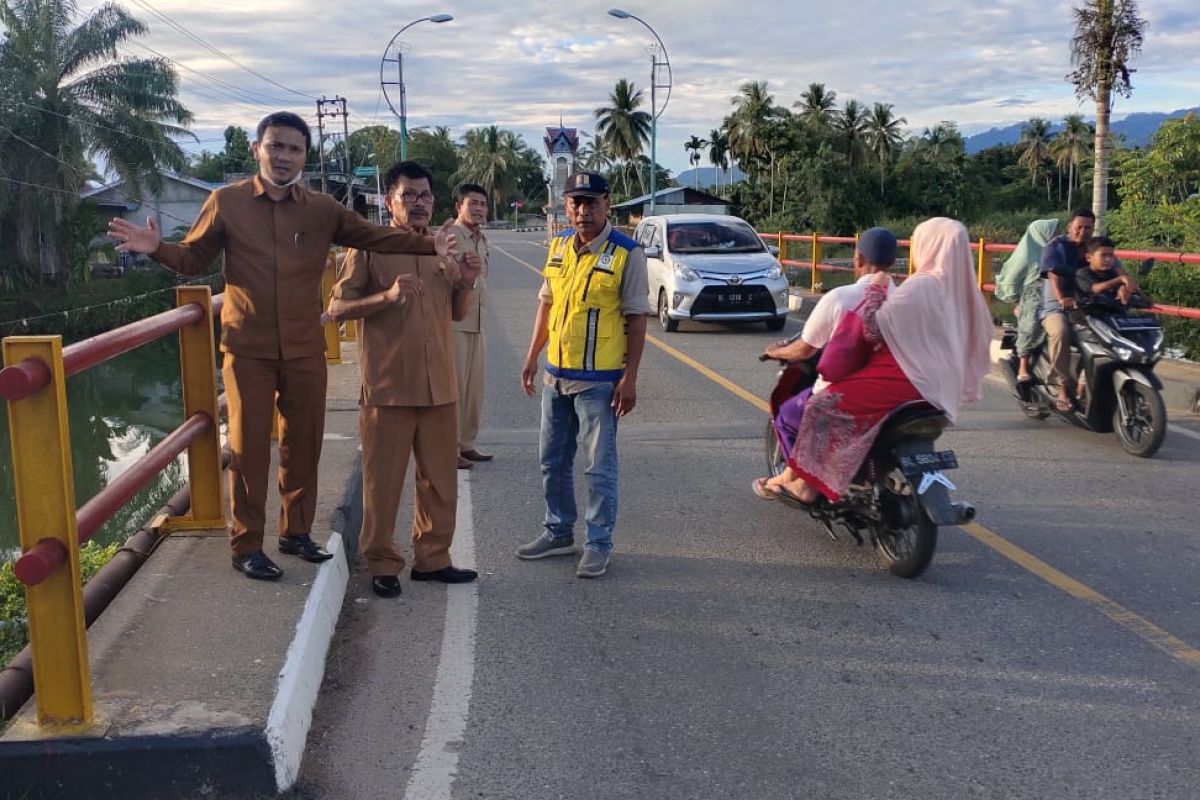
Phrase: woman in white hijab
[{"left": 770, "top": 218, "right": 993, "bottom": 504}]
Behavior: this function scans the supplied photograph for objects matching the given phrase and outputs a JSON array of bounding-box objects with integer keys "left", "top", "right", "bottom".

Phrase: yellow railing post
[
  {"left": 2, "top": 336, "right": 92, "bottom": 729},
  {"left": 322, "top": 258, "right": 341, "bottom": 365},
  {"left": 977, "top": 237, "right": 988, "bottom": 290},
  {"left": 165, "top": 286, "right": 225, "bottom": 532},
  {"left": 810, "top": 233, "right": 822, "bottom": 292}
]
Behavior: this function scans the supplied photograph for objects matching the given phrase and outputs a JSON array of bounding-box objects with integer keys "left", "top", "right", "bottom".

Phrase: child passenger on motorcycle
[{"left": 1075, "top": 236, "right": 1145, "bottom": 309}]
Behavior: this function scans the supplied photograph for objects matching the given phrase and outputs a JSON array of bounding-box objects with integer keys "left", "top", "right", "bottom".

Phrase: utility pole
[{"left": 315, "top": 96, "right": 352, "bottom": 206}]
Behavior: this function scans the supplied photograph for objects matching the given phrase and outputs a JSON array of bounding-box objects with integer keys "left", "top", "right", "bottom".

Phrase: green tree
[
  {"left": 456, "top": 125, "right": 520, "bottom": 219},
  {"left": 794, "top": 82, "right": 838, "bottom": 133},
  {"left": 864, "top": 102, "right": 906, "bottom": 197},
  {"left": 0, "top": 0, "right": 191, "bottom": 288},
  {"left": 220, "top": 125, "right": 254, "bottom": 176},
  {"left": 1049, "top": 113, "right": 1094, "bottom": 210},
  {"left": 834, "top": 99, "right": 869, "bottom": 168},
  {"left": 726, "top": 80, "right": 784, "bottom": 184},
  {"left": 1016, "top": 117, "right": 1053, "bottom": 195},
  {"left": 594, "top": 78, "right": 651, "bottom": 197},
  {"left": 706, "top": 128, "right": 730, "bottom": 195},
  {"left": 684, "top": 134, "right": 707, "bottom": 188},
  {"left": 1068, "top": 0, "right": 1147, "bottom": 227}
]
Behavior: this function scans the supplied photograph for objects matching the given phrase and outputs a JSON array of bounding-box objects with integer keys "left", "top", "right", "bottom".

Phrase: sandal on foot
[
  {"left": 751, "top": 477, "right": 778, "bottom": 501},
  {"left": 1055, "top": 396, "right": 1075, "bottom": 412}
]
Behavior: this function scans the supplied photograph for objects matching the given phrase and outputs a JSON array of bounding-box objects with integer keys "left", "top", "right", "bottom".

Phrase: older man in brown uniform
[
  {"left": 450, "top": 183, "right": 492, "bottom": 468},
  {"left": 110, "top": 112, "right": 456, "bottom": 582},
  {"left": 328, "top": 161, "right": 480, "bottom": 598}
]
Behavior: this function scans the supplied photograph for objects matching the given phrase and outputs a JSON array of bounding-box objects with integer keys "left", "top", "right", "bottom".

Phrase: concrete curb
[{"left": 266, "top": 532, "right": 349, "bottom": 793}]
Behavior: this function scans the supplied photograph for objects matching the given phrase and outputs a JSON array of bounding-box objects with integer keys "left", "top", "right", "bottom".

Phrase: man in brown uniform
[
  {"left": 109, "top": 112, "right": 456, "bottom": 581},
  {"left": 327, "top": 161, "right": 480, "bottom": 598},
  {"left": 450, "top": 183, "right": 492, "bottom": 469}
]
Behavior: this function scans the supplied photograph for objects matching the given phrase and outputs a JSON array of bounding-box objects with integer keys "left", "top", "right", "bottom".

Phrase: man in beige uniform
[
  {"left": 450, "top": 183, "right": 492, "bottom": 469},
  {"left": 328, "top": 162, "right": 481, "bottom": 598},
  {"left": 110, "top": 112, "right": 455, "bottom": 582}
]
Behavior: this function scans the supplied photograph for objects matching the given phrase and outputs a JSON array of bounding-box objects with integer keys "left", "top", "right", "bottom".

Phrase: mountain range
[
  {"left": 673, "top": 164, "right": 746, "bottom": 189},
  {"left": 963, "top": 106, "right": 1200, "bottom": 153}
]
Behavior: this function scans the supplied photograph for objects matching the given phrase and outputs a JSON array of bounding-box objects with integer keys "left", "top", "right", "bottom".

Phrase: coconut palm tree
[
  {"left": 576, "top": 132, "right": 615, "bottom": 174},
  {"left": 594, "top": 78, "right": 651, "bottom": 196},
  {"left": 684, "top": 135, "right": 707, "bottom": 189},
  {"left": 0, "top": 0, "right": 192, "bottom": 287},
  {"left": 456, "top": 125, "right": 519, "bottom": 218},
  {"left": 707, "top": 128, "right": 730, "bottom": 194},
  {"left": 1017, "top": 117, "right": 1053, "bottom": 193},
  {"left": 864, "top": 102, "right": 906, "bottom": 196},
  {"left": 726, "top": 80, "right": 781, "bottom": 184},
  {"left": 835, "top": 99, "right": 869, "bottom": 168},
  {"left": 1068, "top": 0, "right": 1147, "bottom": 227},
  {"left": 1050, "top": 113, "right": 1094, "bottom": 210},
  {"left": 794, "top": 82, "right": 838, "bottom": 132}
]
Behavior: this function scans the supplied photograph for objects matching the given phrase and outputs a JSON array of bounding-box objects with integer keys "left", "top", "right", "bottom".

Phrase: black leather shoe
[
  {"left": 460, "top": 449, "right": 494, "bottom": 462},
  {"left": 232, "top": 550, "right": 283, "bottom": 581},
  {"left": 411, "top": 565, "right": 478, "bottom": 584},
  {"left": 278, "top": 533, "right": 333, "bottom": 563},
  {"left": 371, "top": 576, "right": 402, "bottom": 598}
]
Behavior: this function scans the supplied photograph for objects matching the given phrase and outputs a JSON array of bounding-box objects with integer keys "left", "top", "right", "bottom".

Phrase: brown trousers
[
  {"left": 454, "top": 330, "right": 485, "bottom": 452},
  {"left": 223, "top": 352, "right": 327, "bottom": 556},
  {"left": 358, "top": 403, "right": 458, "bottom": 576},
  {"left": 1041, "top": 311, "right": 1074, "bottom": 389}
]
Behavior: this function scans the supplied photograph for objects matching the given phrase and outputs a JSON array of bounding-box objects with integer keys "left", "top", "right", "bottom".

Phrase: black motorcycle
[
  {"left": 762, "top": 351, "right": 974, "bottom": 579},
  {"left": 999, "top": 289, "right": 1167, "bottom": 458}
]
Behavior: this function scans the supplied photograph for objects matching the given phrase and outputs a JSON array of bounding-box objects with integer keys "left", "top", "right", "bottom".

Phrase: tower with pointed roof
[{"left": 543, "top": 121, "right": 579, "bottom": 223}]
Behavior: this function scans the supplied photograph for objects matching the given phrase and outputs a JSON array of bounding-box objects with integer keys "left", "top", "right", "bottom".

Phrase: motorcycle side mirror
[{"left": 1138, "top": 258, "right": 1155, "bottom": 276}]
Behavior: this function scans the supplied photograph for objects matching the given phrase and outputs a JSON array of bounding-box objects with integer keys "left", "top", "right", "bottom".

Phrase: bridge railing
[{"left": 0, "top": 286, "right": 225, "bottom": 731}]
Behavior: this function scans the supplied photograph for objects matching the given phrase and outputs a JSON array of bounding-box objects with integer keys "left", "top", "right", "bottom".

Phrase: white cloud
[{"left": 85, "top": 0, "right": 1200, "bottom": 174}]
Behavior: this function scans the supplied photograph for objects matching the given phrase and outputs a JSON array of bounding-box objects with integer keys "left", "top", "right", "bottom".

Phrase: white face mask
[{"left": 260, "top": 168, "right": 306, "bottom": 189}]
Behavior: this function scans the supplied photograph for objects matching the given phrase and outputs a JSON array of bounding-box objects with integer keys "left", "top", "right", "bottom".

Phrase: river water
[{"left": 0, "top": 339, "right": 192, "bottom": 564}]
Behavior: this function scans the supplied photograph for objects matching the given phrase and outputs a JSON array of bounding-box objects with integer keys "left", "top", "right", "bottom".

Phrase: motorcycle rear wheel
[
  {"left": 764, "top": 417, "right": 787, "bottom": 477},
  {"left": 1113, "top": 382, "right": 1167, "bottom": 458},
  {"left": 873, "top": 472, "right": 938, "bottom": 578}
]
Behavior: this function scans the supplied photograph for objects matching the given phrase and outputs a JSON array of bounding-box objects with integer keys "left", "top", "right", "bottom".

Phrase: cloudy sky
[{"left": 95, "top": 0, "right": 1200, "bottom": 177}]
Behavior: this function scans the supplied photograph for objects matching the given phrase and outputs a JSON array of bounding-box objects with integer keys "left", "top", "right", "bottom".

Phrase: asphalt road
[{"left": 297, "top": 230, "right": 1200, "bottom": 800}]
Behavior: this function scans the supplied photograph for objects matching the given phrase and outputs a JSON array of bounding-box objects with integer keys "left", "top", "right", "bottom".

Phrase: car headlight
[
  {"left": 766, "top": 265, "right": 783, "bottom": 280},
  {"left": 673, "top": 263, "right": 699, "bottom": 282}
]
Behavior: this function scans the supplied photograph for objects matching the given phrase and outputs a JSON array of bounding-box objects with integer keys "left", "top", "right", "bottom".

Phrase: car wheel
[
  {"left": 765, "top": 315, "right": 787, "bottom": 332},
  {"left": 658, "top": 289, "right": 679, "bottom": 332}
]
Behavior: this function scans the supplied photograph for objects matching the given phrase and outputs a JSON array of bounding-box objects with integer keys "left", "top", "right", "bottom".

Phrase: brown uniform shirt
[
  {"left": 334, "top": 227, "right": 462, "bottom": 407},
  {"left": 151, "top": 175, "right": 436, "bottom": 360},
  {"left": 450, "top": 222, "right": 488, "bottom": 334}
]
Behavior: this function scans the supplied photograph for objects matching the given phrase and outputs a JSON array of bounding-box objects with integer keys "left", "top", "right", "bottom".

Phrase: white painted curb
[{"left": 264, "top": 532, "right": 350, "bottom": 792}]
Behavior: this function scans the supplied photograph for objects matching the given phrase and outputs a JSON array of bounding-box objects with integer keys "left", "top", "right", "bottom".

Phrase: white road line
[{"left": 402, "top": 472, "right": 479, "bottom": 800}]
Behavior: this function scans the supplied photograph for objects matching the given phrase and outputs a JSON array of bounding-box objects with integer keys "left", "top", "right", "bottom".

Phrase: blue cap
[
  {"left": 857, "top": 227, "right": 897, "bottom": 266},
  {"left": 563, "top": 171, "right": 609, "bottom": 197}
]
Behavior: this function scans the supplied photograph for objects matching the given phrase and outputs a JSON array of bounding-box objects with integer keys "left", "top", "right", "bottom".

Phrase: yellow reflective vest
[{"left": 543, "top": 229, "right": 637, "bottom": 381}]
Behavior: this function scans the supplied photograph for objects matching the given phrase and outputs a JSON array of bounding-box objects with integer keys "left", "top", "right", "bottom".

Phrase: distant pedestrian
[
  {"left": 109, "top": 112, "right": 456, "bottom": 582},
  {"left": 517, "top": 172, "right": 651, "bottom": 579},
  {"left": 327, "top": 161, "right": 481, "bottom": 598},
  {"left": 451, "top": 183, "right": 493, "bottom": 469}
]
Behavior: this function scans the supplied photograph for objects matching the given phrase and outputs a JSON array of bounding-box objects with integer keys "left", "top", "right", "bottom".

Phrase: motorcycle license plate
[{"left": 898, "top": 450, "right": 958, "bottom": 478}]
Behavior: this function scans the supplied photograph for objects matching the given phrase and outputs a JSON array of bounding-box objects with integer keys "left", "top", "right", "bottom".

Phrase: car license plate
[
  {"left": 720, "top": 292, "right": 749, "bottom": 305},
  {"left": 897, "top": 450, "right": 958, "bottom": 477}
]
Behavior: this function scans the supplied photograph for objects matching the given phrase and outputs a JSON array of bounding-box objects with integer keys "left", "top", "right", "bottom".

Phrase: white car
[{"left": 634, "top": 214, "right": 790, "bottom": 332}]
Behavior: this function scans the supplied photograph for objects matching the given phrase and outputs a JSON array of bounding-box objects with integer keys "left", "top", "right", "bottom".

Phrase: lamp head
[
  {"left": 429, "top": 14, "right": 453, "bottom": 23},
  {"left": 608, "top": 8, "right": 631, "bottom": 18}
]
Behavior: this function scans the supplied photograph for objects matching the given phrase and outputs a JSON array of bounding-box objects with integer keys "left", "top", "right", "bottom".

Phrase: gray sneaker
[
  {"left": 576, "top": 548, "right": 609, "bottom": 578},
  {"left": 515, "top": 534, "right": 578, "bottom": 560}
]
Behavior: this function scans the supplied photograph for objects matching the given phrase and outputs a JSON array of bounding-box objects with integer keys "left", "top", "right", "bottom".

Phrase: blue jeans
[{"left": 540, "top": 381, "right": 619, "bottom": 553}]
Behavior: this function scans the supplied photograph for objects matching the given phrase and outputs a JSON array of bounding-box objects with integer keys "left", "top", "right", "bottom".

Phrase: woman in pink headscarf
[{"left": 766, "top": 217, "right": 993, "bottom": 504}]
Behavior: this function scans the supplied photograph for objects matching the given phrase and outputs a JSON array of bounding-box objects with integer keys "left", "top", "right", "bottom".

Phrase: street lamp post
[
  {"left": 607, "top": 8, "right": 671, "bottom": 215},
  {"left": 380, "top": 14, "right": 453, "bottom": 161}
]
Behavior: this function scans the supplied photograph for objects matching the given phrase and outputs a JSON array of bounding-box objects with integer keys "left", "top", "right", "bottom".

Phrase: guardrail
[{"left": 0, "top": 287, "right": 225, "bottom": 731}]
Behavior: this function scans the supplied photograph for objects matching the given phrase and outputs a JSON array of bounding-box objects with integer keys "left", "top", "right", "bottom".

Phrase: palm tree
[
  {"left": 1049, "top": 113, "right": 1094, "bottom": 210},
  {"left": 835, "top": 99, "right": 869, "bottom": 168},
  {"left": 864, "top": 102, "right": 906, "bottom": 196},
  {"left": 684, "top": 135, "right": 707, "bottom": 189},
  {"left": 576, "top": 132, "right": 615, "bottom": 174},
  {"left": 726, "top": 80, "right": 781, "bottom": 184},
  {"left": 0, "top": 0, "right": 191, "bottom": 286},
  {"left": 1017, "top": 117, "right": 1053, "bottom": 192},
  {"left": 456, "top": 125, "right": 519, "bottom": 218},
  {"left": 794, "top": 82, "right": 838, "bottom": 131},
  {"left": 706, "top": 128, "right": 730, "bottom": 194},
  {"left": 1068, "top": 0, "right": 1147, "bottom": 227},
  {"left": 594, "top": 78, "right": 651, "bottom": 196}
]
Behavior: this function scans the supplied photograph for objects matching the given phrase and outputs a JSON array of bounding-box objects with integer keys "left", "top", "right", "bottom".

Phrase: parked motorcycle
[
  {"left": 761, "top": 351, "right": 975, "bottom": 579},
  {"left": 998, "top": 273, "right": 1167, "bottom": 458}
]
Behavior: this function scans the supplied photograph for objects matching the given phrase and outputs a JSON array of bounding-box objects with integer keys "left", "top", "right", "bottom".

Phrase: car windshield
[{"left": 665, "top": 221, "right": 765, "bottom": 254}]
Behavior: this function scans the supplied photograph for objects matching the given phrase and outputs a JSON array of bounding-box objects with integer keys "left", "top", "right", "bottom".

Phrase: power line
[
  {"left": 127, "top": 0, "right": 316, "bottom": 101},
  {"left": 126, "top": 41, "right": 296, "bottom": 107}
]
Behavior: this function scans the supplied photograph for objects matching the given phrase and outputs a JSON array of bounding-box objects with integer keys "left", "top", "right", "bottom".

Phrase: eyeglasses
[{"left": 399, "top": 191, "right": 434, "bottom": 203}]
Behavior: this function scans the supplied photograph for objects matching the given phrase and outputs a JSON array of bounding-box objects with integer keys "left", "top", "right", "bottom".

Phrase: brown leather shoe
[
  {"left": 460, "top": 449, "right": 493, "bottom": 462},
  {"left": 457, "top": 455, "right": 473, "bottom": 470}
]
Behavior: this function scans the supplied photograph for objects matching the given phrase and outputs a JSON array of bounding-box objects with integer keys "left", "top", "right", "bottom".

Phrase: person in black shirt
[{"left": 1076, "top": 236, "right": 1140, "bottom": 307}]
